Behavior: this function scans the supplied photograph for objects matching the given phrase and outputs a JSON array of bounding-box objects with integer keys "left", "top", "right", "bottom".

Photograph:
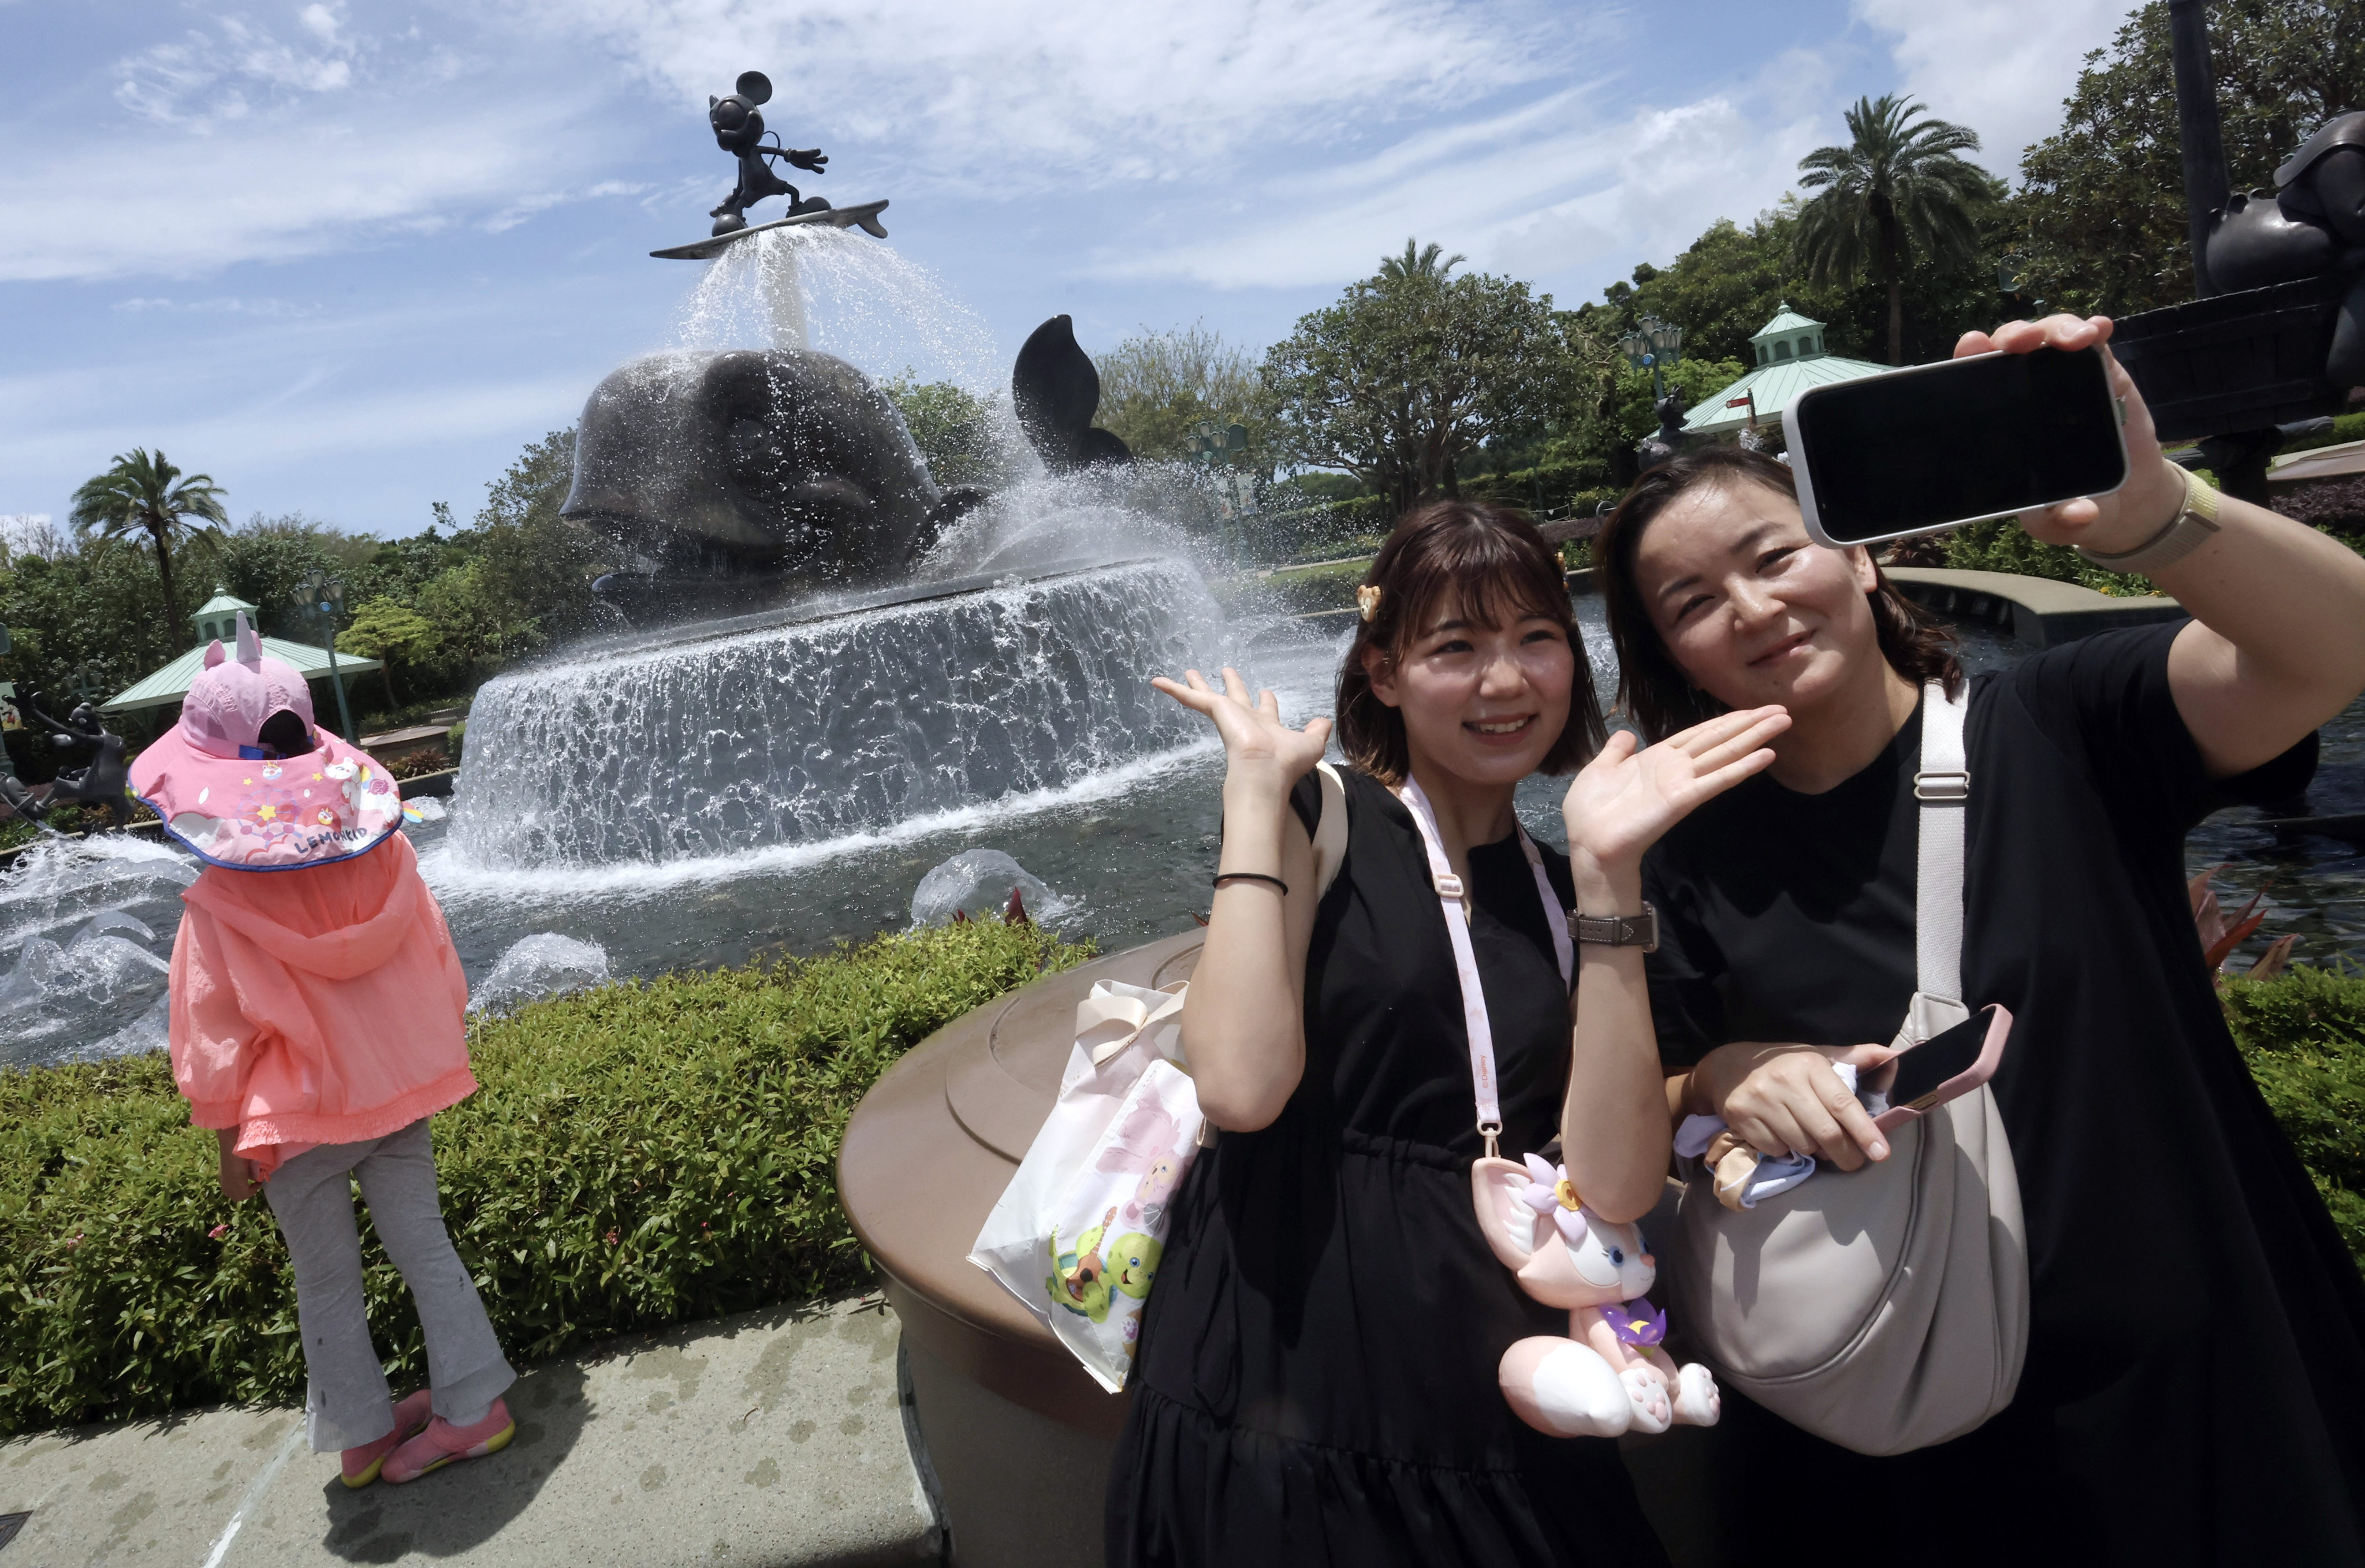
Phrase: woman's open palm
[
  {"left": 1153, "top": 668, "right": 1332, "bottom": 789},
  {"left": 1563, "top": 706, "right": 1789, "bottom": 869}
]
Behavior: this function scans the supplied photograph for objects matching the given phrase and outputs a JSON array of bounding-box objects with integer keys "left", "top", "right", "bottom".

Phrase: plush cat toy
[{"left": 1474, "top": 1154, "right": 1722, "bottom": 1437}]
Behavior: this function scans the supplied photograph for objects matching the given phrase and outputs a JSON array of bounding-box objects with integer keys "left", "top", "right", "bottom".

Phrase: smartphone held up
[{"left": 1788, "top": 346, "right": 2129, "bottom": 550}]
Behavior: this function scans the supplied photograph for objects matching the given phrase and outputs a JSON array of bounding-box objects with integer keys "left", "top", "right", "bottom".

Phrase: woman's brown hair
[
  {"left": 1335, "top": 499, "right": 1606, "bottom": 784},
  {"left": 1595, "top": 446, "right": 1961, "bottom": 742}
]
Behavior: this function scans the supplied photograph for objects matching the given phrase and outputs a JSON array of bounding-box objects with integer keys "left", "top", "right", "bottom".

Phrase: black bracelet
[{"left": 1212, "top": 870, "right": 1290, "bottom": 896}]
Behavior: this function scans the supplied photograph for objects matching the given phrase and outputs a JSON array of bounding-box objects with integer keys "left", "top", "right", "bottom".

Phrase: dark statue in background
[
  {"left": 707, "top": 71, "right": 831, "bottom": 237},
  {"left": 1636, "top": 392, "right": 1689, "bottom": 472},
  {"left": 563, "top": 317, "right": 1128, "bottom": 619},
  {"left": 0, "top": 692, "right": 131, "bottom": 830},
  {"left": 1012, "top": 316, "right": 1133, "bottom": 474},
  {"left": 2109, "top": 0, "right": 2364, "bottom": 502}
]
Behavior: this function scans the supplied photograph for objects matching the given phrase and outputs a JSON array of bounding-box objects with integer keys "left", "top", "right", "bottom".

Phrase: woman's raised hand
[
  {"left": 1562, "top": 706, "right": 1789, "bottom": 874},
  {"left": 1953, "top": 314, "right": 2187, "bottom": 555},
  {"left": 1152, "top": 668, "right": 1333, "bottom": 795}
]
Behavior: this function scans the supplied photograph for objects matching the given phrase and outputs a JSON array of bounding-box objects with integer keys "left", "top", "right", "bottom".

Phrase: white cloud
[
  {"left": 501, "top": 0, "right": 1589, "bottom": 194},
  {"left": 114, "top": 6, "right": 362, "bottom": 128},
  {"left": 111, "top": 296, "right": 321, "bottom": 316},
  {"left": 1081, "top": 46, "right": 1834, "bottom": 296},
  {"left": 1852, "top": 0, "right": 2138, "bottom": 176}
]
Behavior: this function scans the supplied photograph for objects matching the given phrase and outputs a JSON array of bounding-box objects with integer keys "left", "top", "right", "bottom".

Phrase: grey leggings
[{"left": 263, "top": 1118, "right": 515, "bottom": 1452}]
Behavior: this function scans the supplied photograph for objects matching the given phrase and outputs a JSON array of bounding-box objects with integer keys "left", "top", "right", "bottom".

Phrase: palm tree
[
  {"left": 1379, "top": 238, "right": 1466, "bottom": 283},
  {"left": 68, "top": 448, "right": 229, "bottom": 640},
  {"left": 1794, "top": 95, "right": 1990, "bottom": 364}
]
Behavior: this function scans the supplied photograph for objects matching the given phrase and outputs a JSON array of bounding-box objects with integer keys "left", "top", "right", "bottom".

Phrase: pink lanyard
[{"left": 1398, "top": 776, "right": 1576, "bottom": 1159}]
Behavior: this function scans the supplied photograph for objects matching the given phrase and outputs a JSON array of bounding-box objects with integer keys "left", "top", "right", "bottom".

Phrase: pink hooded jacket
[{"left": 169, "top": 822, "right": 474, "bottom": 1178}]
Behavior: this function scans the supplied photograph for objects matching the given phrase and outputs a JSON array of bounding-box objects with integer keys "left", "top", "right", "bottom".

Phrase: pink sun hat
[{"left": 129, "top": 612, "right": 405, "bottom": 871}]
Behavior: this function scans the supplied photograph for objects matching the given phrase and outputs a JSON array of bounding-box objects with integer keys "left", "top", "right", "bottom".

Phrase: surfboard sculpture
[{"left": 651, "top": 199, "right": 891, "bottom": 260}]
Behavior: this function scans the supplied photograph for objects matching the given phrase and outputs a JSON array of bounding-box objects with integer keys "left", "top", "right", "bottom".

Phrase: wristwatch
[
  {"left": 1571, "top": 903, "right": 1658, "bottom": 952},
  {"left": 2077, "top": 463, "right": 2221, "bottom": 575}
]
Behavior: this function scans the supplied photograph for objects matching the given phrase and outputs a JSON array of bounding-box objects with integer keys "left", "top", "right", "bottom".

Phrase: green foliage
[
  {"left": 2221, "top": 964, "right": 2365, "bottom": 1268},
  {"left": 881, "top": 376, "right": 1005, "bottom": 490},
  {"left": 1262, "top": 247, "right": 1595, "bottom": 514},
  {"left": 66, "top": 448, "right": 230, "bottom": 642},
  {"left": 2017, "top": 0, "right": 2365, "bottom": 317},
  {"left": 0, "top": 921, "right": 1091, "bottom": 1436},
  {"left": 1094, "top": 323, "right": 1275, "bottom": 471},
  {"left": 1937, "top": 517, "right": 2153, "bottom": 595},
  {"left": 1794, "top": 95, "right": 1997, "bottom": 366}
]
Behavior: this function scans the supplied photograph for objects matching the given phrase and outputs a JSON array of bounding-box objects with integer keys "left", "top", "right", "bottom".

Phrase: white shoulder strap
[
  {"left": 1396, "top": 774, "right": 1575, "bottom": 1159},
  {"left": 1913, "top": 680, "right": 1970, "bottom": 1012},
  {"left": 1312, "top": 762, "right": 1349, "bottom": 900}
]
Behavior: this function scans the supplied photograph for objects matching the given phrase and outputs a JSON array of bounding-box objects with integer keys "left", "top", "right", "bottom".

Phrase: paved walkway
[{"left": 0, "top": 1295, "right": 944, "bottom": 1567}]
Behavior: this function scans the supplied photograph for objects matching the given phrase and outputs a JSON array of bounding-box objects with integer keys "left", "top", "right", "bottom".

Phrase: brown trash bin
[{"left": 840, "top": 930, "right": 1202, "bottom": 1568}]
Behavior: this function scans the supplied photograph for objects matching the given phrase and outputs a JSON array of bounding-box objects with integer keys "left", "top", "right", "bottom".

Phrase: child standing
[{"left": 135, "top": 615, "right": 515, "bottom": 1488}]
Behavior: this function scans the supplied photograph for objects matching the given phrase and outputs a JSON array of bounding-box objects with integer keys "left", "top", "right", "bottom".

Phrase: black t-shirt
[{"left": 1641, "top": 624, "right": 2365, "bottom": 1564}]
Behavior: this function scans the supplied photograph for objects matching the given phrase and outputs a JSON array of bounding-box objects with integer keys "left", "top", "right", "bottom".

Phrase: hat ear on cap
[
  {"left": 235, "top": 612, "right": 262, "bottom": 666},
  {"left": 203, "top": 640, "right": 226, "bottom": 669}
]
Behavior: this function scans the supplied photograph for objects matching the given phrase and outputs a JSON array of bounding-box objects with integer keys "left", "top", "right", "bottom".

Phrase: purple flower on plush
[
  {"left": 1518, "top": 1152, "right": 1593, "bottom": 1247},
  {"left": 1601, "top": 1297, "right": 1667, "bottom": 1348}
]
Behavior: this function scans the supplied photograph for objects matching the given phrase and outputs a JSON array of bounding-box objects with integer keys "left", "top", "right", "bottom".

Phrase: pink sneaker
[
  {"left": 381, "top": 1398, "right": 515, "bottom": 1484},
  {"left": 341, "top": 1388, "right": 435, "bottom": 1489}
]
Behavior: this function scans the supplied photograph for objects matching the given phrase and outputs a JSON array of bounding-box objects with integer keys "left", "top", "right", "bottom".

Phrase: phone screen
[
  {"left": 1887, "top": 1006, "right": 1995, "bottom": 1109},
  {"left": 1794, "top": 347, "right": 2126, "bottom": 545}
]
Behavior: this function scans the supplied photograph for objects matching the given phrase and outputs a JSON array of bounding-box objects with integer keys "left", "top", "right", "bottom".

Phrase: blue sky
[{"left": 0, "top": 0, "right": 2141, "bottom": 541}]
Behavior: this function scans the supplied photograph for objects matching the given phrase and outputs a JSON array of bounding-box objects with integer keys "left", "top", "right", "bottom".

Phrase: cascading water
[{"left": 452, "top": 558, "right": 1221, "bottom": 869}]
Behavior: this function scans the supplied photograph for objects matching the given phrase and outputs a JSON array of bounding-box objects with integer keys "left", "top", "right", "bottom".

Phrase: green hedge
[
  {"left": 2222, "top": 965, "right": 2365, "bottom": 1267},
  {"left": 0, "top": 920, "right": 1091, "bottom": 1437},
  {"left": 6, "top": 937, "right": 2356, "bottom": 1438}
]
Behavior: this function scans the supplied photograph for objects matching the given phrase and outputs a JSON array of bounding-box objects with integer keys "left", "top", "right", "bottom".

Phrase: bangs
[{"left": 1333, "top": 498, "right": 1605, "bottom": 784}]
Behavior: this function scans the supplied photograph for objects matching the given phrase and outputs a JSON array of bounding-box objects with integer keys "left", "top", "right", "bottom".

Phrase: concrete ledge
[
  {"left": 0, "top": 1295, "right": 944, "bottom": 1567},
  {"left": 1883, "top": 567, "right": 2189, "bottom": 647}
]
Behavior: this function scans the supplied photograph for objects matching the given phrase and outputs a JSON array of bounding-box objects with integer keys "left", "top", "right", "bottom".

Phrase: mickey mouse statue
[{"left": 708, "top": 71, "right": 830, "bottom": 237}]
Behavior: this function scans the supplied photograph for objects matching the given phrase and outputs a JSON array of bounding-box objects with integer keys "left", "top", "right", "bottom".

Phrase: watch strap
[
  {"left": 2077, "top": 464, "right": 2221, "bottom": 575},
  {"left": 1571, "top": 903, "right": 1659, "bottom": 952}
]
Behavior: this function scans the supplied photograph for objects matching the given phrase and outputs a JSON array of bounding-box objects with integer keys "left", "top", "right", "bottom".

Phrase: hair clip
[{"left": 1357, "top": 585, "right": 1382, "bottom": 623}]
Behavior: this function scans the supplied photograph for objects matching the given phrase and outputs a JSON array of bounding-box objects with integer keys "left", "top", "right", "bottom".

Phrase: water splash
[
  {"left": 675, "top": 225, "right": 1003, "bottom": 394},
  {"left": 449, "top": 559, "right": 1223, "bottom": 869},
  {"left": 468, "top": 933, "right": 612, "bottom": 1016}
]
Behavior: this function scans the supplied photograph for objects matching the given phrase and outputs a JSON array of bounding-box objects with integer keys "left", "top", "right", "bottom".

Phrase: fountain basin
[{"left": 452, "top": 559, "right": 1217, "bottom": 868}]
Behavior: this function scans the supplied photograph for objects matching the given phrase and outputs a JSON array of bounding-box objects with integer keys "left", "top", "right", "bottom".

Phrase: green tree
[
  {"left": 1093, "top": 322, "right": 1273, "bottom": 467},
  {"left": 1262, "top": 254, "right": 1590, "bottom": 514},
  {"left": 66, "top": 448, "right": 228, "bottom": 642},
  {"left": 881, "top": 377, "right": 1005, "bottom": 489},
  {"left": 460, "top": 429, "right": 609, "bottom": 656},
  {"left": 1796, "top": 95, "right": 1994, "bottom": 364},
  {"left": 337, "top": 597, "right": 441, "bottom": 707},
  {"left": 1377, "top": 238, "right": 1467, "bottom": 283},
  {"left": 2016, "top": 0, "right": 2365, "bottom": 316}
]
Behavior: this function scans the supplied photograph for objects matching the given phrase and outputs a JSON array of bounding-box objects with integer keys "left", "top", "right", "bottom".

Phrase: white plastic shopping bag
[{"left": 969, "top": 978, "right": 1202, "bottom": 1391}]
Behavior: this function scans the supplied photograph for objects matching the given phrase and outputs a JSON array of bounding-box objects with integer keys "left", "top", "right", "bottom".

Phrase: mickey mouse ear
[{"left": 735, "top": 70, "right": 772, "bottom": 105}]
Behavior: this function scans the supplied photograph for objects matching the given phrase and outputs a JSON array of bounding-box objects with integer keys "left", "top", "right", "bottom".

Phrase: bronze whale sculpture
[{"left": 562, "top": 317, "right": 1129, "bottom": 619}]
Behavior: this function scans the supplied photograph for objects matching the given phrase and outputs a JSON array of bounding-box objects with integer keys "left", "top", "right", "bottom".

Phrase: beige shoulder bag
[{"left": 1655, "top": 681, "right": 2029, "bottom": 1455}]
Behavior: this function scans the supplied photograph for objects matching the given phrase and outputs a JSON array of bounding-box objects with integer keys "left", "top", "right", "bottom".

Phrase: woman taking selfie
[
  {"left": 1596, "top": 315, "right": 2365, "bottom": 1563},
  {"left": 1104, "top": 502, "right": 1787, "bottom": 1566}
]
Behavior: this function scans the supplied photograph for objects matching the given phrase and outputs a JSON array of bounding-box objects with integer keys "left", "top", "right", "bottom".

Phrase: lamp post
[
  {"left": 297, "top": 572, "right": 354, "bottom": 740},
  {"left": 1186, "top": 419, "right": 1254, "bottom": 561},
  {"left": 1618, "top": 315, "right": 1684, "bottom": 401}
]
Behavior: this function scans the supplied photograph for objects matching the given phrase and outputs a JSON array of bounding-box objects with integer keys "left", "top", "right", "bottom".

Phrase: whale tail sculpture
[{"left": 1012, "top": 315, "right": 1133, "bottom": 474}]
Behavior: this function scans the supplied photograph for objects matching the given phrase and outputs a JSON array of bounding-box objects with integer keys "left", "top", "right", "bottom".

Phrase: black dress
[
  {"left": 1642, "top": 625, "right": 2365, "bottom": 1566},
  {"left": 1105, "top": 768, "right": 1668, "bottom": 1568}
]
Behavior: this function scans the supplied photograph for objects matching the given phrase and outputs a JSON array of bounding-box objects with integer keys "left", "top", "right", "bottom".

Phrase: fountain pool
[{"left": 6, "top": 602, "right": 2362, "bottom": 1073}]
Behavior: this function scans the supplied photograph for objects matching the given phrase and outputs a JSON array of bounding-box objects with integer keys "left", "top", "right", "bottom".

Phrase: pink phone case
[{"left": 1870, "top": 1004, "right": 2013, "bottom": 1134}]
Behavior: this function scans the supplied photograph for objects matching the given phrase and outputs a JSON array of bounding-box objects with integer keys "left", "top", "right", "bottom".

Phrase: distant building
[
  {"left": 101, "top": 591, "right": 381, "bottom": 719},
  {"left": 1681, "top": 305, "right": 1888, "bottom": 446}
]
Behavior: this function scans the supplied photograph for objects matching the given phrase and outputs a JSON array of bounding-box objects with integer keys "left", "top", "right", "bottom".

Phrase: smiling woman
[
  {"left": 1591, "top": 315, "right": 2365, "bottom": 1565},
  {"left": 1110, "top": 500, "right": 1789, "bottom": 1567}
]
